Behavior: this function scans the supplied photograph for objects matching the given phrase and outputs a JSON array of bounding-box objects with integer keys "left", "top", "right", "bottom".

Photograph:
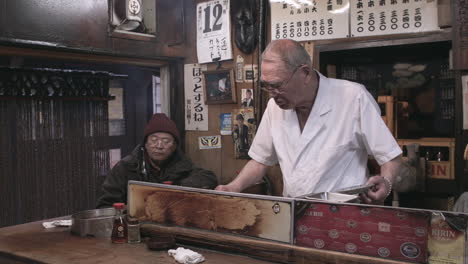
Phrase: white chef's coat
[{"left": 248, "top": 72, "right": 402, "bottom": 197}]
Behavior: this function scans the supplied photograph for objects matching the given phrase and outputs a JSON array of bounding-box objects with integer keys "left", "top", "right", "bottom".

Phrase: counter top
[{"left": 0, "top": 217, "right": 274, "bottom": 264}]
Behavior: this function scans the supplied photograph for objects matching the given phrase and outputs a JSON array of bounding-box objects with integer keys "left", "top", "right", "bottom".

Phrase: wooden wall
[
  {"left": 179, "top": 0, "right": 462, "bottom": 198},
  {"left": 0, "top": 0, "right": 185, "bottom": 60},
  {"left": 182, "top": 0, "right": 261, "bottom": 187}
]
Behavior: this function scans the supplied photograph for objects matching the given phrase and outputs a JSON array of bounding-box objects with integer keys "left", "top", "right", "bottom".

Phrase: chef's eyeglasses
[
  {"left": 260, "top": 64, "right": 304, "bottom": 95},
  {"left": 146, "top": 136, "right": 174, "bottom": 148}
]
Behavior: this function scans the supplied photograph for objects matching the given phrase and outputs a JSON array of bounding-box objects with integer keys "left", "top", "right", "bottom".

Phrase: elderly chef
[{"left": 216, "top": 39, "right": 402, "bottom": 204}]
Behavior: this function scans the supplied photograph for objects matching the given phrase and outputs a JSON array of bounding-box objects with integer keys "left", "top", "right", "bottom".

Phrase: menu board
[
  {"left": 350, "top": 0, "right": 439, "bottom": 37},
  {"left": 270, "top": 0, "right": 350, "bottom": 41}
]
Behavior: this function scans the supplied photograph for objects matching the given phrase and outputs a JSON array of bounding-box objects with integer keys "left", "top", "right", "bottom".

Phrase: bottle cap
[{"left": 113, "top": 203, "right": 125, "bottom": 209}]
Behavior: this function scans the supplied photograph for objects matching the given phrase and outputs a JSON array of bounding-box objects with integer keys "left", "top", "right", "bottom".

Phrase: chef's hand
[
  {"left": 215, "top": 184, "right": 240, "bottom": 193},
  {"left": 360, "top": 175, "right": 391, "bottom": 204}
]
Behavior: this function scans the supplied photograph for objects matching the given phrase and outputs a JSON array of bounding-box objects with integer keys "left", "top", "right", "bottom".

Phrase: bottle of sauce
[
  {"left": 111, "top": 203, "right": 127, "bottom": 243},
  {"left": 127, "top": 217, "right": 141, "bottom": 244}
]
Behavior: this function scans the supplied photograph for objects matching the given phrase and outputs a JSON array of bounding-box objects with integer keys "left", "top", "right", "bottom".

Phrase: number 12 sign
[{"left": 197, "top": 0, "right": 232, "bottom": 64}]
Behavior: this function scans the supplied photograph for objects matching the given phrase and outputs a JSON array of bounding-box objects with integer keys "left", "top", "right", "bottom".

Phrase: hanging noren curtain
[{"left": 0, "top": 67, "right": 121, "bottom": 227}]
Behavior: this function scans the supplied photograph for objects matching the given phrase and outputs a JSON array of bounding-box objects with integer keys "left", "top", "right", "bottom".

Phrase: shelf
[
  {"left": 425, "top": 179, "right": 458, "bottom": 194},
  {"left": 0, "top": 96, "right": 115, "bottom": 101},
  {"left": 315, "top": 28, "right": 452, "bottom": 52},
  {"left": 397, "top": 138, "right": 455, "bottom": 147}
]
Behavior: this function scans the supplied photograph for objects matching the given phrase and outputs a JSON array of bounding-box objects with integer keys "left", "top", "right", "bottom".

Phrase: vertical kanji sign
[
  {"left": 184, "top": 64, "right": 208, "bottom": 131},
  {"left": 197, "top": 0, "right": 232, "bottom": 64}
]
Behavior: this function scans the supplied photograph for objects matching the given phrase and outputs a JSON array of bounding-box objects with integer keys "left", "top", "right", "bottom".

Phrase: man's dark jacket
[{"left": 96, "top": 145, "right": 217, "bottom": 208}]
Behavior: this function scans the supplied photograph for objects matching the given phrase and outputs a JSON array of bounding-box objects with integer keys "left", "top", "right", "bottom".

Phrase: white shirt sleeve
[
  {"left": 248, "top": 100, "right": 278, "bottom": 166},
  {"left": 358, "top": 88, "right": 402, "bottom": 165}
]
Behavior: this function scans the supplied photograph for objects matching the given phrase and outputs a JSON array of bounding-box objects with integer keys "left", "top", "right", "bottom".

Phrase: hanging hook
[{"left": 213, "top": 58, "right": 222, "bottom": 70}]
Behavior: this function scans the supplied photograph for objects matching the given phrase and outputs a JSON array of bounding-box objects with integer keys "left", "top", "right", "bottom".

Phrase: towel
[
  {"left": 454, "top": 192, "right": 468, "bottom": 213},
  {"left": 42, "top": 220, "right": 72, "bottom": 228},
  {"left": 168, "top": 247, "right": 205, "bottom": 264}
]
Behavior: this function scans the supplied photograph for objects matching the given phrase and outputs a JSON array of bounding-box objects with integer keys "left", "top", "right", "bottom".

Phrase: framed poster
[
  {"left": 203, "top": 69, "right": 237, "bottom": 104},
  {"left": 232, "top": 107, "right": 256, "bottom": 159}
]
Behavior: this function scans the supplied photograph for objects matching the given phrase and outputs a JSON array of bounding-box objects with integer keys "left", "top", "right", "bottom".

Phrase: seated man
[{"left": 97, "top": 113, "right": 217, "bottom": 208}]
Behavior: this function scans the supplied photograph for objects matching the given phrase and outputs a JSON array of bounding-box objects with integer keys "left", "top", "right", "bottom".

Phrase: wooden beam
[
  {"left": 142, "top": 225, "right": 412, "bottom": 264},
  {"left": 314, "top": 28, "right": 452, "bottom": 52},
  {"left": 0, "top": 45, "right": 169, "bottom": 67}
]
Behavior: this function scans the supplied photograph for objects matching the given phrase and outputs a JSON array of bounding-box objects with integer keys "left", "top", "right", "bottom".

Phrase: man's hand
[
  {"left": 360, "top": 175, "right": 391, "bottom": 204},
  {"left": 215, "top": 184, "right": 240, "bottom": 192},
  {"left": 215, "top": 160, "right": 269, "bottom": 194}
]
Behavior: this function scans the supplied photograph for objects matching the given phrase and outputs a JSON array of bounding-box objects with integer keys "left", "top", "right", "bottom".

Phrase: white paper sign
[
  {"left": 109, "top": 148, "right": 121, "bottom": 169},
  {"left": 270, "top": 0, "right": 350, "bottom": 41},
  {"left": 350, "top": 0, "right": 439, "bottom": 37},
  {"left": 184, "top": 64, "right": 209, "bottom": 131},
  {"left": 197, "top": 0, "right": 232, "bottom": 64},
  {"left": 462, "top": 75, "right": 468, "bottom": 130}
]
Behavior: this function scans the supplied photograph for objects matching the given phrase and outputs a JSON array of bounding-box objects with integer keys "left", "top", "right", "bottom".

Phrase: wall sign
[
  {"left": 199, "top": 135, "right": 222, "bottom": 149},
  {"left": 244, "top": 64, "right": 258, "bottom": 82},
  {"left": 235, "top": 55, "right": 244, "bottom": 83},
  {"left": 270, "top": 0, "right": 439, "bottom": 41},
  {"left": 220, "top": 113, "right": 232, "bottom": 135},
  {"left": 270, "top": 0, "right": 350, "bottom": 41},
  {"left": 350, "top": 0, "right": 439, "bottom": 37},
  {"left": 462, "top": 75, "right": 468, "bottom": 130},
  {"left": 452, "top": 0, "right": 468, "bottom": 69},
  {"left": 197, "top": 0, "right": 233, "bottom": 64},
  {"left": 184, "top": 64, "right": 209, "bottom": 131}
]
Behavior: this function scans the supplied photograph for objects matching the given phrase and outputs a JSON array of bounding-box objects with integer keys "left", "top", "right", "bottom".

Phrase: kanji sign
[
  {"left": 184, "top": 64, "right": 209, "bottom": 131},
  {"left": 270, "top": 0, "right": 350, "bottom": 41},
  {"left": 197, "top": 0, "right": 233, "bottom": 63}
]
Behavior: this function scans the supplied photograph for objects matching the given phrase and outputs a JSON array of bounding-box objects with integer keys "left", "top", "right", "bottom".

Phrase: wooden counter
[
  {"left": 0, "top": 217, "right": 413, "bottom": 264},
  {"left": 0, "top": 218, "right": 274, "bottom": 264}
]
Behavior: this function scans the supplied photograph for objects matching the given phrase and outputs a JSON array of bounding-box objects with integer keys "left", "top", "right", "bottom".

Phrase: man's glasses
[
  {"left": 260, "top": 64, "right": 303, "bottom": 95},
  {"left": 146, "top": 136, "right": 174, "bottom": 148}
]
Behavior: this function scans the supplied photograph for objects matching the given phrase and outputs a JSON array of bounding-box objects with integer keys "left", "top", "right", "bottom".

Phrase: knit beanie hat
[{"left": 144, "top": 113, "right": 180, "bottom": 144}]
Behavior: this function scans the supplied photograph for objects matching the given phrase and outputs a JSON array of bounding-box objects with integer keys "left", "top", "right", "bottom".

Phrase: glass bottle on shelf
[
  {"left": 111, "top": 203, "right": 127, "bottom": 244},
  {"left": 425, "top": 149, "right": 431, "bottom": 161}
]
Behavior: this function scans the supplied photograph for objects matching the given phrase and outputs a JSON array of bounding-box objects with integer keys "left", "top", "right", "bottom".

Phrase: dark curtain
[{"left": 0, "top": 70, "right": 110, "bottom": 227}]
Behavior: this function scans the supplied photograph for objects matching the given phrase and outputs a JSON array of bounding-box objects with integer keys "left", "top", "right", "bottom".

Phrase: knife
[{"left": 334, "top": 183, "right": 375, "bottom": 195}]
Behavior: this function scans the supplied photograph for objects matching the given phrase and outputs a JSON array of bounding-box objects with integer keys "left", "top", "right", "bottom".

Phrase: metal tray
[
  {"left": 301, "top": 192, "right": 360, "bottom": 203},
  {"left": 71, "top": 208, "right": 116, "bottom": 238}
]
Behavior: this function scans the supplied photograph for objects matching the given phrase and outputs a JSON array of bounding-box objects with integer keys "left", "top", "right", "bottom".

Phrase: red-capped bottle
[{"left": 111, "top": 203, "right": 127, "bottom": 243}]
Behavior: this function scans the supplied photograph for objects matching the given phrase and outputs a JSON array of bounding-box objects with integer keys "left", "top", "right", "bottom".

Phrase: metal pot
[{"left": 71, "top": 208, "right": 116, "bottom": 238}]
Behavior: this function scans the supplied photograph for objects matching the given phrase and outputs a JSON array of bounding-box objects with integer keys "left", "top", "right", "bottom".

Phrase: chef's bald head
[{"left": 261, "top": 39, "right": 312, "bottom": 73}]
